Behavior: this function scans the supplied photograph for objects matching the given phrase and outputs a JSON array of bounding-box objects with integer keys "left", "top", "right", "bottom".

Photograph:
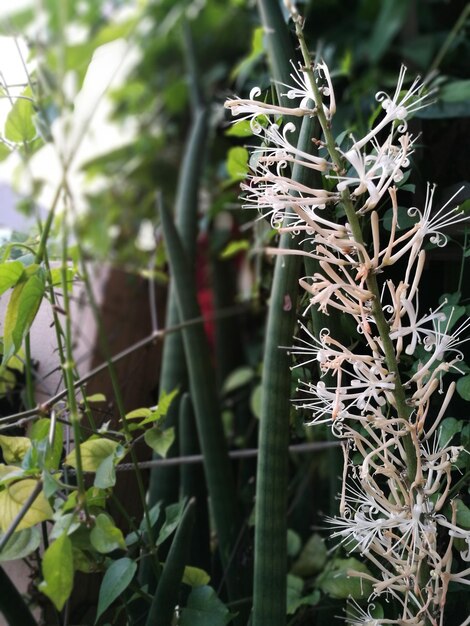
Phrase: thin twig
[
  {"left": 0, "top": 303, "right": 250, "bottom": 429},
  {"left": 114, "top": 440, "right": 340, "bottom": 471}
]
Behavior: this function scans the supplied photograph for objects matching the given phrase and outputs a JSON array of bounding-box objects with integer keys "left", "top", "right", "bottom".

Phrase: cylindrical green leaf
[
  {"left": 179, "top": 394, "right": 210, "bottom": 571},
  {"left": 145, "top": 498, "right": 196, "bottom": 626},
  {"left": 159, "top": 199, "right": 246, "bottom": 605}
]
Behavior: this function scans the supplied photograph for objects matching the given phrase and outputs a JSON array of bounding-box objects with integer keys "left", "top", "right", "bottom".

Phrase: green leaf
[
  {"left": 0, "top": 142, "right": 11, "bottom": 162},
  {"left": 0, "top": 479, "right": 53, "bottom": 532},
  {"left": 437, "top": 305, "right": 465, "bottom": 334},
  {"left": 42, "top": 471, "right": 62, "bottom": 499},
  {"left": 0, "top": 527, "right": 40, "bottom": 562},
  {"left": 368, "top": 0, "right": 410, "bottom": 63},
  {"left": 157, "top": 500, "right": 185, "bottom": 546},
  {"left": 226, "top": 146, "right": 249, "bottom": 181},
  {"left": 316, "top": 557, "right": 373, "bottom": 600},
  {"left": 250, "top": 385, "right": 262, "bottom": 419},
  {"left": 231, "top": 26, "right": 264, "bottom": 80},
  {"left": 223, "top": 366, "right": 254, "bottom": 394},
  {"left": 346, "top": 601, "right": 384, "bottom": 621},
  {"left": 5, "top": 86, "right": 36, "bottom": 143},
  {"left": 144, "top": 427, "right": 175, "bottom": 458},
  {"left": 90, "top": 514, "right": 126, "bottom": 553},
  {"left": 0, "top": 261, "right": 24, "bottom": 296},
  {"left": 182, "top": 566, "right": 211, "bottom": 587},
  {"left": 38, "top": 534, "right": 74, "bottom": 611},
  {"left": 153, "top": 388, "right": 180, "bottom": 421},
  {"left": 439, "top": 292, "right": 462, "bottom": 305},
  {"left": 438, "top": 417, "right": 463, "bottom": 447},
  {"left": 457, "top": 375, "right": 470, "bottom": 401},
  {"left": 85, "top": 393, "right": 107, "bottom": 403},
  {"left": 94, "top": 454, "right": 117, "bottom": 489},
  {"left": 2, "top": 273, "right": 45, "bottom": 364},
  {"left": 0, "top": 435, "right": 31, "bottom": 463},
  {"left": 441, "top": 80, "right": 470, "bottom": 104},
  {"left": 286, "top": 574, "right": 320, "bottom": 615},
  {"left": 453, "top": 499, "right": 470, "bottom": 529},
  {"left": 291, "top": 533, "right": 327, "bottom": 577},
  {"left": 225, "top": 121, "right": 254, "bottom": 138},
  {"left": 49, "top": 266, "right": 76, "bottom": 289},
  {"left": 125, "top": 407, "right": 152, "bottom": 420},
  {"left": 180, "top": 585, "right": 233, "bottom": 626},
  {"left": 220, "top": 239, "right": 250, "bottom": 259},
  {"left": 95, "top": 557, "right": 137, "bottom": 623},
  {"left": 382, "top": 205, "right": 419, "bottom": 232},
  {"left": 287, "top": 529, "right": 301, "bottom": 557},
  {"left": 29, "top": 418, "right": 64, "bottom": 470},
  {"left": 65, "top": 438, "right": 120, "bottom": 472},
  {"left": 63, "top": 486, "right": 106, "bottom": 512},
  {"left": 125, "top": 389, "right": 179, "bottom": 426},
  {"left": 50, "top": 512, "right": 80, "bottom": 540}
]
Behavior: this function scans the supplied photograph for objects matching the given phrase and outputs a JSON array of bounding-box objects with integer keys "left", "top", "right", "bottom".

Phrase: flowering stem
[{"left": 291, "top": 13, "right": 418, "bottom": 481}]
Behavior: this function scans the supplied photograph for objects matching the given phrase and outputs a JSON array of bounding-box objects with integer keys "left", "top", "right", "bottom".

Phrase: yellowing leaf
[
  {"left": 0, "top": 479, "right": 53, "bottom": 532},
  {"left": 65, "top": 438, "right": 120, "bottom": 472},
  {"left": 0, "top": 464, "right": 25, "bottom": 485},
  {"left": 0, "top": 435, "right": 31, "bottom": 463}
]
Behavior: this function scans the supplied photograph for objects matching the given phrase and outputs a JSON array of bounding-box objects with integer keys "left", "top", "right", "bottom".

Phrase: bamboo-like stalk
[
  {"left": 159, "top": 198, "right": 247, "bottom": 606},
  {"left": 142, "top": 39, "right": 208, "bottom": 595},
  {"left": 145, "top": 499, "right": 196, "bottom": 626},
  {"left": 179, "top": 394, "right": 210, "bottom": 571},
  {"left": 251, "top": 2, "right": 322, "bottom": 624},
  {"left": 147, "top": 105, "right": 208, "bottom": 508},
  {"left": 252, "top": 113, "right": 319, "bottom": 626}
]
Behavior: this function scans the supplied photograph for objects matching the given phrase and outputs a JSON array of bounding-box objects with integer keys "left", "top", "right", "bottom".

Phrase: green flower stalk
[{"left": 225, "top": 6, "right": 469, "bottom": 623}]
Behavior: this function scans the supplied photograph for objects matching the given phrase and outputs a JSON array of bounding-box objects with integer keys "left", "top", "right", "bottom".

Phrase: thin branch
[
  {"left": 114, "top": 440, "right": 340, "bottom": 471},
  {"left": 0, "top": 303, "right": 251, "bottom": 429}
]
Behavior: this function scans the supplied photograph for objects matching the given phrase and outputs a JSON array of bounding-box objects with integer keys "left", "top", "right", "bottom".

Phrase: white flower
[
  {"left": 343, "top": 599, "right": 398, "bottom": 625},
  {"left": 352, "top": 66, "right": 433, "bottom": 152},
  {"left": 411, "top": 313, "right": 470, "bottom": 383},
  {"left": 330, "top": 133, "right": 415, "bottom": 211},
  {"left": 280, "top": 59, "right": 336, "bottom": 120},
  {"left": 254, "top": 121, "right": 329, "bottom": 172},
  {"left": 380, "top": 184, "right": 468, "bottom": 270},
  {"left": 225, "top": 86, "right": 313, "bottom": 128}
]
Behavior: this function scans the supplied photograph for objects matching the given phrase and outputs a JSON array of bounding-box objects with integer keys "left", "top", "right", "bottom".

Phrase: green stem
[
  {"left": 60, "top": 221, "right": 86, "bottom": 501},
  {"left": 159, "top": 197, "right": 246, "bottom": 607},
  {"left": 428, "top": 3, "right": 470, "bottom": 75},
  {"left": 23, "top": 336, "right": 35, "bottom": 409},
  {"left": 292, "top": 15, "right": 417, "bottom": 481},
  {"left": 75, "top": 249, "right": 158, "bottom": 575},
  {"left": 147, "top": 106, "right": 208, "bottom": 509}
]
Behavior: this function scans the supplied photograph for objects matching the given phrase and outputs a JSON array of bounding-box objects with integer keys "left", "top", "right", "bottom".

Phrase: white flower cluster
[{"left": 226, "top": 61, "right": 469, "bottom": 625}]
